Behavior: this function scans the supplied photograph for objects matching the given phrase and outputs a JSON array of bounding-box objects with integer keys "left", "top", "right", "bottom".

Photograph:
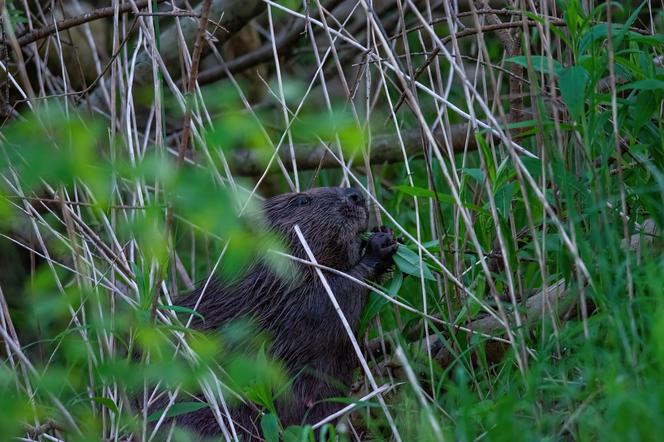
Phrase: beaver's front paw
[{"left": 365, "top": 226, "right": 398, "bottom": 274}]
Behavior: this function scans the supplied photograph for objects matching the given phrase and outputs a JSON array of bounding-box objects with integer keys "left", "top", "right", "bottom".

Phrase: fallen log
[{"left": 226, "top": 125, "right": 475, "bottom": 175}]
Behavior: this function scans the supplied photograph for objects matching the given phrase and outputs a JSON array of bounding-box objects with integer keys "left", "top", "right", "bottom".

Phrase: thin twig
[{"left": 12, "top": 0, "right": 163, "bottom": 47}]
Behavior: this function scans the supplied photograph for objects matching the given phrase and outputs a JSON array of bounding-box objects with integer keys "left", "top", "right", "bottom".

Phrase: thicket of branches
[{"left": 1, "top": 0, "right": 663, "bottom": 441}]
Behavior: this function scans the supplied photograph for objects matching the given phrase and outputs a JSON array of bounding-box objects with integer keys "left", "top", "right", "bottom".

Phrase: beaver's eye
[{"left": 293, "top": 195, "right": 311, "bottom": 206}]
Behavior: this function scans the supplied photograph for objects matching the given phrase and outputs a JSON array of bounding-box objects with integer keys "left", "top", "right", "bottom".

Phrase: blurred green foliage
[{"left": 0, "top": 0, "right": 663, "bottom": 441}]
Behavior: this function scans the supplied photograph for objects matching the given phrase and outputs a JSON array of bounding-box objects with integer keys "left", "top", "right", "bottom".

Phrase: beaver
[{"left": 171, "top": 187, "right": 398, "bottom": 440}]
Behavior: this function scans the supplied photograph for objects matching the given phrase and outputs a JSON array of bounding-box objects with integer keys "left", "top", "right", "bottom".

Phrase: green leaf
[
  {"left": 158, "top": 304, "right": 205, "bottom": 322},
  {"left": 526, "top": 10, "right": 570, "bottom": 46},
  {"left": 462, "top": 168, "right": 484, "bottom": 184},
  {"left": 394, "top": 245, "right": 436, "bottom": 281},
  {"left": 244, "top": 344, "right": 278, "bottom": 410},
  {"left": 562, "top": 0, "right": 581, "bottom": 39},
  {"left": 319, "top": 424, "right": 337, "bottom": 442},
  {"left": 495, "top": 182, "right": 517, "bottom": 220},
  {"left": 90, "top": 397, "right": 119, "bottom": 415},
  {"left": 147, "top": 402, "right": 208, "bottom": 422},
  {"left": 394, "top": 184, "right": 483, "bottom": 211},
  {"left": 393, "top": 185, "right": 455, "bottom": 205},
  {"left": 615, "top": 1, "right": 647, "bottom": 47},
  {"left": 577, "top": 22, "right": 645, "bottom": 55},
  {"left": 507, "top": 55, "right": 562, "bottom": 75},
  {"left": 559, "top": 66, "right": 590, "bottom": 120},
  {"left": 631, "top": 91, "right": 657, "bottom": 133},
  {"left": 630, "top": 34, "right": 664, "bottom": 45},
  {"left": 522, "top": 157, "right": 543, "bottom": 181},
  {"left": 476, "top": 134, "right": 497, "bottom": 185},
  {"left": 261, "top": 413, "right": 281, "bottom": 442},
  {"left": 453, "top": 295, "right": 484, "bottom": 325},
  {"left": 495, "top": 157, "right": 516, "bottom": 189},
  {"left": 283, "top": 425, "right": 313, "bottom": 442},
  {"left": 619, "top": 79, "right": 664, "bottom": 92},
  {"left": 578, "top": 23, "right": 616, "bottom": 54},
  {"left": 386, "top": 269, "right": 404, "bottom": 296},
  {"left": 358, "top": 271, "right": 404, "bottom": 334}
]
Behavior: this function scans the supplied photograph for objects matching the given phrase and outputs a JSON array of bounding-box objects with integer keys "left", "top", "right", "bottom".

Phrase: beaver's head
[{"left": 264, "top": 187, "right": 369, "bottom": 269}]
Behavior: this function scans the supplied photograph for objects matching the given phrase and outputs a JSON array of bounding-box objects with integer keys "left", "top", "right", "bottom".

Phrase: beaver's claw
[{"left": 365, "top": 226, "right": 398, "bottom": 274}]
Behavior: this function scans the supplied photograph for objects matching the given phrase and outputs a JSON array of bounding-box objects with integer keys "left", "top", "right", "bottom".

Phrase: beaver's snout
[{"left": 339, "top": 188, "right": 369, "bottom": 233}]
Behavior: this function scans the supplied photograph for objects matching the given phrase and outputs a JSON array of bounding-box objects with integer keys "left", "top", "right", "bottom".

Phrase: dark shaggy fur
[{"left": 173, "top": 187, "right": 397, "bottom": 440}]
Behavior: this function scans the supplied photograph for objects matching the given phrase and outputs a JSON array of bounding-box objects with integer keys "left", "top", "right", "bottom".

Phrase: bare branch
[
  {"left": 11, "top": 0, "right": 163, "bottom": 47},
  {"left": 85, "top": 0, "right": 266, "bottom": 110}
]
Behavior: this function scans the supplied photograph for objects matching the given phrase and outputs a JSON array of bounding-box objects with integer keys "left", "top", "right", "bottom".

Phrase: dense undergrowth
[{"left": 1, "top": 0, "right": 663, "bottom": 441}]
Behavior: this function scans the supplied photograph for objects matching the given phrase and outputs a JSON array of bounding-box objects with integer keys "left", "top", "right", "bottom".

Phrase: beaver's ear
[{"left": 292, "top": 195, "right": 312, "bottom": 207}]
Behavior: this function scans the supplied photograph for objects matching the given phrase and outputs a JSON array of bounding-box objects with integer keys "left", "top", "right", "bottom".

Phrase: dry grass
[{"left": 0, "top": 0, "right": 663, "bottom": 440}]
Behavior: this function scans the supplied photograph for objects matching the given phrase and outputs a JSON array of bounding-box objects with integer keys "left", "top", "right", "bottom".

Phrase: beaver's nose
[{"left": 344, "top": 187, "right": 365, "bottom": 207}]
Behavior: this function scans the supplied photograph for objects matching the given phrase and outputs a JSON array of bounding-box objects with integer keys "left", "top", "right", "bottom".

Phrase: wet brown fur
[{"left": 172, "top": 187, "right": 396, "bottom": 440}]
